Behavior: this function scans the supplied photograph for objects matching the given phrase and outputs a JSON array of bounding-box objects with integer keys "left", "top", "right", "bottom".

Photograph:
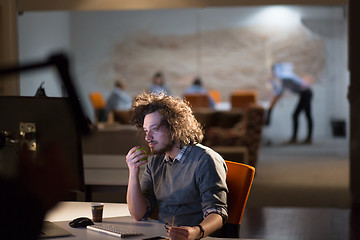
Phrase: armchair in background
[
  {"left": 231, "top": 90, "right": 257, "bottom": 109},
  {"left": 89, "top": 92, "right": 106, "bottom": 122},
  {"left": 184, "top": 93, "right": 211, "bottom": 109},
  {"left": 113, "top": 110, "right": 131, "bottom": 124},
  {"left": 198, "top": 105, "right": 265, "bottom": 167}
]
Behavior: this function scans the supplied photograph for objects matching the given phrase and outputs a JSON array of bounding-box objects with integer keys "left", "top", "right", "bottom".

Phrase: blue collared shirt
[
  {"left": 164, "top": 145, "right": 190, "bottom": 163},
  {"left": 272, "top": 62, "right": 310, "bottom": 95},
  {"left": 140, "top": 144, "right": 228, "bottom": 226}
]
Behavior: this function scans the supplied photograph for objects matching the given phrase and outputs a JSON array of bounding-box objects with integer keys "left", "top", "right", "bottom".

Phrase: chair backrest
[
  {"left": 113, "top": 110, "right": 131, "bottom": 124},
  {"left": 225, "top": 160, "right": 255, "bottom": 225},
  {"left": 230, "top": 90, "right": 257, "bottom": 109},
  {"left": 208, "top": 90, "right": 221, "bottom": 103},
  {"left": 89, "top": 92, "right": 106, "bottom": 110},
  {"left": 184, "top": 94, "right": 210, "bottom": 109}
]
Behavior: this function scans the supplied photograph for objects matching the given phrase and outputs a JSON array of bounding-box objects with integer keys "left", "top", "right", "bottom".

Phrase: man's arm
[
  {"left": 126, "top": 146, "right": 149, "bottom": 220},
  {"left": 269, "top": 94, "right": 281, "bottom": 110},
  {"left": 167, "top": 213, "right": 223, "bottom": 240},
  {"left": 167, "top": 154, "right": 227, "bottom": 240},
  {"left": 197, "top": 213, "right": 223, "bottom": 238},
  {"left": 264, "top": 94, "right": 281, "bottom": 126}
]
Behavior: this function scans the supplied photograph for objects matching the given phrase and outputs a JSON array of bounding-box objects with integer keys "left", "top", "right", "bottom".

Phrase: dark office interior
[{"left": 1, "top": 0, "right": 359, "bottom": 239}]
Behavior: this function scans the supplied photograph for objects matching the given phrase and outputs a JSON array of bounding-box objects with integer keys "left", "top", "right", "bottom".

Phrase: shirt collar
[{"left": 164, "top": 145, "right": 192, "bottom": 163}]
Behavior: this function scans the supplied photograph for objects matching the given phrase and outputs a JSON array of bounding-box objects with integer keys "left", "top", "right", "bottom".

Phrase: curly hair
[{"left": 130, "top": 92, "right": 203, "bottom": 146}]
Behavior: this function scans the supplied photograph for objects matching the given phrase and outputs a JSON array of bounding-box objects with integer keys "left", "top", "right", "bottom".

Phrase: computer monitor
[{"left": 0, "top": 96, "right": 85, "bottom": 192}]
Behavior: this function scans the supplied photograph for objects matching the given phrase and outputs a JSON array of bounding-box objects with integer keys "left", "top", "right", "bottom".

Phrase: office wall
[
  {"left": 18, "top": 6, "right": 348, "bottom": 142},
  {"left": 18, "top": 11, "right": 71, "bottom": 97}
]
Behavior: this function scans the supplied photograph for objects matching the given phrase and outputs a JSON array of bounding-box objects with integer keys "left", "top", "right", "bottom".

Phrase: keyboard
[{"left": 87, "top": 224, "right": 143, "bottom": 238}]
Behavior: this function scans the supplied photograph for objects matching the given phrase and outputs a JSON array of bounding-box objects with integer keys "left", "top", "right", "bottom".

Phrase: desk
[
  {"left": 45, "top": 201, "right": 130, "bottom": 222},
  {"left": 45, "top": 201, "right": 257, "bottom": 240},
  {"left": 45, "top": 202, "right": 355, "bottom": 239},
  {"left": 45, "top": 202, "right": 168, "bottom": 240},
  {"left": 49, "top": 216, "right": 169, "bottom": 240}
]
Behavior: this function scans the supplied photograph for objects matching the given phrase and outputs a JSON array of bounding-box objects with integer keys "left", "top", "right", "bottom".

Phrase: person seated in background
[
  {"left": 126, "top": 92, "right": 228, "bottom": 240},
  {"left": 104, "top": 80, "right": 133, "bottom": 121},
  {"left": 268, "top": 62, "right": 313, "bottom": 144},
  {"left": 184, "top": 77, "right": 216, "bottom": 108},
  {"left": 148, "top": 72, "right": 172, "bottom": 96}
]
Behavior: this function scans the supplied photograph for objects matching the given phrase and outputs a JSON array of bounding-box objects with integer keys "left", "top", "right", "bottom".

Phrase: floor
[
  {"left": 238, "top": 206, "right": 355, "bottom": 240},
  {"left": 247, "top": 137, "right": 350, "bottom": 208},
  {"left": 237, "top": 137, "right": 353, "bottom": 239}
]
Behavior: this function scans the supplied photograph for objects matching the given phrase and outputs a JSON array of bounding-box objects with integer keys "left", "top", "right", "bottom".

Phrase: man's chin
[
  {"left": 150, "top": 144, "right": 172, "bottom": 155},
  {"left": 150, "top": 148, "right": 164, "bottom": 155}
]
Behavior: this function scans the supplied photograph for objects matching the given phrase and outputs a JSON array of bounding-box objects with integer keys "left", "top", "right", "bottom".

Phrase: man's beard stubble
[{"left": 149, "top": 141, "right": 173, "bottom": 155}]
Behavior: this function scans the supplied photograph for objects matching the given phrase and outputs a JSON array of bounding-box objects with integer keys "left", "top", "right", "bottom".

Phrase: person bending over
[
  {"left": 268, "top": 62, "right": 313, "bottom": 144},
  {"left": 126, "top": 92, "right": 228, "bottom": 240}
]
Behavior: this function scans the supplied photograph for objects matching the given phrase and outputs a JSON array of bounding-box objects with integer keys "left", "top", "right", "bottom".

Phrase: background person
[
  {"left": 184, "top": 77, "right": 216, "bottom": 108},
  {"left": 104, "top": 80, "right": 133, "bottom": 121},
  {"left": 268, "top": 62, "right": 313, "bottom": 144},
  {"left": 125, "top": 92, "right": 228, "bottom": 240},
  {"left": 148, "top": 72, "right": 172, "bottom": 96}
]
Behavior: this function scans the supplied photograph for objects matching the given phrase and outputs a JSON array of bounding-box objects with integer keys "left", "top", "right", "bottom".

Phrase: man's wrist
[{"left": 195, "top": 224, "right": 204, "bottom": 239}]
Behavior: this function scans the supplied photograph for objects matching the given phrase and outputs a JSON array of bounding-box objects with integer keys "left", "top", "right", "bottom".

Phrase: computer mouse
[{"left": 69, "top": 217, "right": 94, "bottom": 228}]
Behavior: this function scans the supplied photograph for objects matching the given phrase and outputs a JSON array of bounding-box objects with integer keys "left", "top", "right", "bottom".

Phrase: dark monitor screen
[{"left": 0, "top": 96, "right": 84, "bottom": 192}]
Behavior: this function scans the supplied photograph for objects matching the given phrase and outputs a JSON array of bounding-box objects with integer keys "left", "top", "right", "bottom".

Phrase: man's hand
[
  {"left": 126, "top": 146, "right": 149, "bottom": 220},
  {"left": 166, "top": 213, "right": 223, "bottom": 240},
  {"left": 167, "top": 226, "right": 201, "bottom": 240},
  {"left": 126, "top": 146, "right": 148, "bottom": 177}
]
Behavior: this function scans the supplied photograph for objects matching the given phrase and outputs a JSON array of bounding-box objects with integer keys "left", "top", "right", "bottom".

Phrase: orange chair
[
  {"left": 208, "top": 90, "right": 221, "bottom": 103},
  {"left": 225, "top": 160, "right": 255, "bottom": 225},
  {"left": 89, "top": 92, "right": 106, "bottom": 110},
  {"left": 213, "top": 160, "right": 255, "bottom": 238},
  {"left": 89, "top": 92, "right": 106, "bottom": 122}
]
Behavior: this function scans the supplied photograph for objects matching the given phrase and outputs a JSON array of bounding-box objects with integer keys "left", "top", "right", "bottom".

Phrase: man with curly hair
[{"left": 126, "top": 92, "right": 228, "bottom": 240}]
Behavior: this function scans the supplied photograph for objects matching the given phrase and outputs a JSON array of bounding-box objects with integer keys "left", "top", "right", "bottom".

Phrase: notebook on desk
[{"left": 39, "top": 221, "right": 72, "bottom": 238}]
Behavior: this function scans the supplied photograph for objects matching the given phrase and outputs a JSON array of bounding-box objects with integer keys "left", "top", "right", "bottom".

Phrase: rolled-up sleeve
[{"left": 195, "top": 154, "right": 228, "bottom": 223}]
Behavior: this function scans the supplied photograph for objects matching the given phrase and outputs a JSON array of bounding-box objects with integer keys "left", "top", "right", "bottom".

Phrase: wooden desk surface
[
  {"left": 46, "top": 201, "right": 261, "bottom": 240},
  {"left": 45, "top": 201, "right": 130, "bottom": 222},
  {"left": 46, "top": 202, "right": 354, "bottom": 240},
  {"left": 52, "top": 216, "right": 168, "bottom": 240}
]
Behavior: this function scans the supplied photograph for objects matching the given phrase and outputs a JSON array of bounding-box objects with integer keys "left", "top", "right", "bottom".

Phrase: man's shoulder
[
  {"left": 190, "top": 144, "right": 224, "bottom": 162},
  {"left": 189, "top": 145, "right": 227, "bottom": 175},
  {"left": 192, "top": 143, "right": 217, "bottom": 152}
]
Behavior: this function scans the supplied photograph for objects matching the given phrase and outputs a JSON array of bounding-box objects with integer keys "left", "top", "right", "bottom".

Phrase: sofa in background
[
  {"left": 113, "top": 110, "right": 132, "bottom": 124},
  {"left": 194, "top": 105, "right": 265, "bottom": 167}
]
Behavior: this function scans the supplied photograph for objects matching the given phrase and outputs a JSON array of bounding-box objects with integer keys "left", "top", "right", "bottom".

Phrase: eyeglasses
[
  {"left": 145, "top": 125, "right": 160, "bottom": 134},
  {"left": 164, "top": 205, "right": 181, "bottom": 231},
  {"left": 144, "top": 122, "right": 164, "bottom": 136},
  {"left": 144, "top": 120, "right": 169, "bottom": 136}
]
